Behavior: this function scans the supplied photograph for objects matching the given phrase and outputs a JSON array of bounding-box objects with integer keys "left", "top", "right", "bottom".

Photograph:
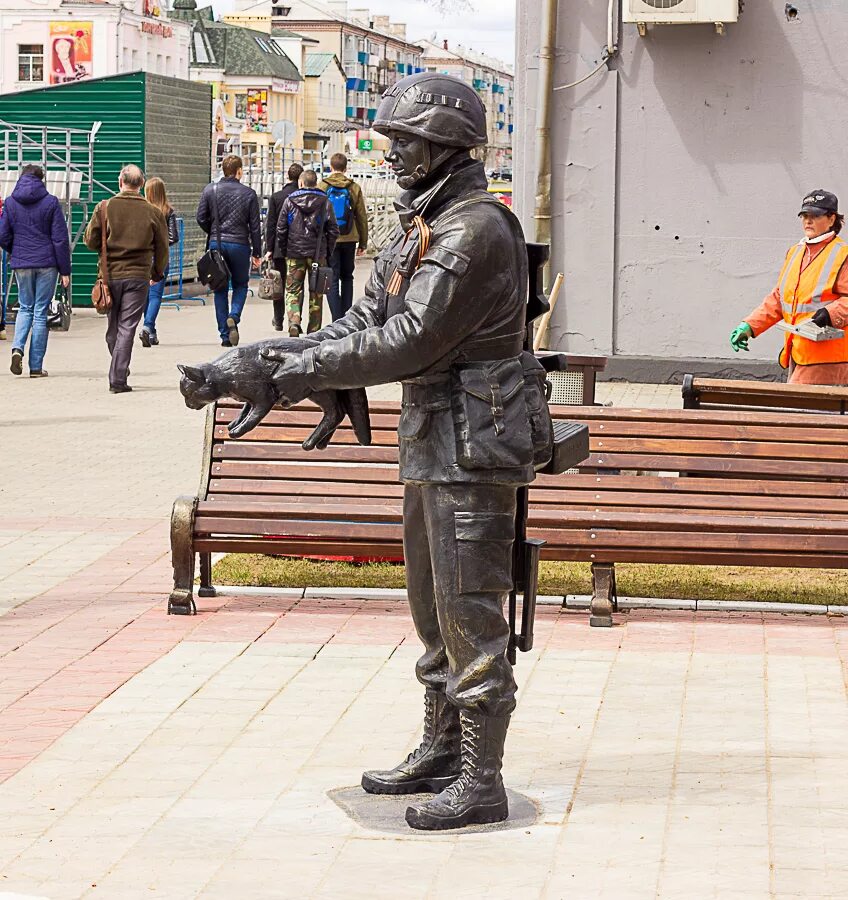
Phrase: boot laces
[
  {"left": 404, "top": 692, "right": 437, "bottom": 765},
  {"left": 445, "top": 714, "right": 481, "bottom": 800}
]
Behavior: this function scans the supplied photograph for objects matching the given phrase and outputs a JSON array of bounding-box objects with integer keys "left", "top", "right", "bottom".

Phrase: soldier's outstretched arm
[{"left": 263, "top": 208, "right": 512, "bottom": 394}]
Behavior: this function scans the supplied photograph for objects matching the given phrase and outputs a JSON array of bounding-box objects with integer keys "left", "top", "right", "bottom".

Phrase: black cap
[{"left": 799, "top": 189, "right": 839, "bottom": 217}]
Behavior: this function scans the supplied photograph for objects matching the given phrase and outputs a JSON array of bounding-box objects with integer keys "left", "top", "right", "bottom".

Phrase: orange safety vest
[{"left": 777, "top": 236, "right": 848, "bottom": 368}]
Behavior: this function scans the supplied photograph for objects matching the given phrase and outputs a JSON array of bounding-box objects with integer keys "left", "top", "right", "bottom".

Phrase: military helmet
[{"left": 373, "top": 72, "right": 488, "bottom": 149}]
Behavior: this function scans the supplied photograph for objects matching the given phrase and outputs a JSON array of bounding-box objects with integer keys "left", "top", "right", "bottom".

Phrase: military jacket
[{"left": 300, "top": 158, "right": 535, "bottom": 485}]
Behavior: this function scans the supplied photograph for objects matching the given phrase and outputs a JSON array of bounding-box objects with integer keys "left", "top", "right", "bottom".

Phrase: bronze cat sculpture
[{"left": 177, "top": 338, "right": 371, "bottom": 448}]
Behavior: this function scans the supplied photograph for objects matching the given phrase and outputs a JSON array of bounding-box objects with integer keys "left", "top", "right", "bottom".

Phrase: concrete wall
[{"left": 515, "top": 1, "right": 848, "bottom": 381}]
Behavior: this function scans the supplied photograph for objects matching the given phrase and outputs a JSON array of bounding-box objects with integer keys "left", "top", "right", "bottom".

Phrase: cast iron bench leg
[
  {"left": 590, "top": 562, "right": 616, "bottom": 627},
  {"left": 169, "top": 495, "right": 197, "bottom": 615},
  {"left": 198, "top": 553, "right": 216, "bottom": 598}
]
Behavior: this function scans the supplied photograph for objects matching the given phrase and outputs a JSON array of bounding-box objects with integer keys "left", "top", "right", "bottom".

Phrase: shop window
[{"left": 18, "top": 44, "right": 44, "bottom": 83}]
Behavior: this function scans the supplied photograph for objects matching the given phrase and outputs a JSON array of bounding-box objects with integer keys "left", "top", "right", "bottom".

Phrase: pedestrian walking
[
  {"left": 84, "top": 164, "right": 168, "bottom": 394},
  {"left": 320, "top": 153, "right": 368, "bottom": 320},
  {"left": 196, "top": 154, "right": 261, "bottom": 347},
  {"left": 275, "top": 169, "right": 339, "bottom": 336},
  {"left": 139, "top": 176, "right": 179, "bottom": 348},
  {"left": 265, "top": 162, "right": 303, "bottom": 331},
  {"left": 0, "top": 165, "right": 71, "bottom": 377},
  {"left": 731, "top": 189, "right": 848, "bottom": 385}
]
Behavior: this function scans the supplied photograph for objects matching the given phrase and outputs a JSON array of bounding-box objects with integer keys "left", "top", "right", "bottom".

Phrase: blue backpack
[{"left": 325, "top": 183, "right": 354, "bottom": 235}]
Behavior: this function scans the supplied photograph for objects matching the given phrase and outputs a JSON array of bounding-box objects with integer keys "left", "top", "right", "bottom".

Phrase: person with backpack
[
  {"left": 320, "top": 153, "right": 368, "bottom": 320},
  {"left": 139, "top": 176, "right": 180, "bottom": 347},
  {"left": 265, "top": 162, "right": 304, "bottom": 331},
  {"left": 275, "top": 169, "right": 339, "bottom": 335},
  {"left": 0, "top": 165, "right": 71, "bottom": 376}
]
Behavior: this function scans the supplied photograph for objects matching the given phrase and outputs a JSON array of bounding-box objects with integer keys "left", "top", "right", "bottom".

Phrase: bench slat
[
  {"left": 205, "top": 491, "right": 847, "bottom": 519},
  {"left": 591, "top": 437, "right": 848, "bottom": 463},
  {"left": 196, "top": 503, "right": 848, "bottom": 537}
]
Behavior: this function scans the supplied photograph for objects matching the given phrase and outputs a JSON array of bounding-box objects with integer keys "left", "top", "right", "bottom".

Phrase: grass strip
[{"left": 212, "top": 554, "right": 848, "bottom": 606}]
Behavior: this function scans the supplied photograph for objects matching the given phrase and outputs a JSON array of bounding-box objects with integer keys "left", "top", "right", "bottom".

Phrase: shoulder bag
[
  {"left": 197, "top": 184, "right": 231, "bottom": 292},
  {"left": 308, "top": 200, "right": 335, "bottom": 297},
  {"left": 91, "top": 201, "right": 112, "bottom": 314}
]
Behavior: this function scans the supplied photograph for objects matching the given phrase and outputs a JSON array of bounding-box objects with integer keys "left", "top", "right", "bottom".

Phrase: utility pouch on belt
[
  {"left": 521, "top": 351, "right": 554, "bottom": 471},
  {"left": 451, "top": 358, "right": 534, "bottom": 470}
]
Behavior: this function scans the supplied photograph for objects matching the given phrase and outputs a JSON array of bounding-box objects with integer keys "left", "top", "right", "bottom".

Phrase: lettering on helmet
[
  {"left": 416, "top": 91, "right": 467, "bottom": 110},
  {"left": 804, "top": 194, "right": 826, "bottom": 205}
]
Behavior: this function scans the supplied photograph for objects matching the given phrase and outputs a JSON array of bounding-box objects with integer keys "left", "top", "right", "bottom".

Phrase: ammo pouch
[
  {"left": 521, "top": 351, "right": 554, "bottom": 471},
  {"left": 451, "top": 357, "right": 536, "bottom": 471}
]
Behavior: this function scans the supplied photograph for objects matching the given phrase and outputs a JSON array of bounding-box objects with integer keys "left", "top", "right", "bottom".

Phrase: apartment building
[
  {"left": 226, "top": 0, "right": 423, "bottom": 156},
  {"left": 418, "top": 38, "right": 513, "bottom": 171}
]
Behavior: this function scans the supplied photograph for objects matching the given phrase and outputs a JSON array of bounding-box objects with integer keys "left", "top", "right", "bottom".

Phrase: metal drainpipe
[{"left": 533, "top": 0, "right": 558, "bottom": 290}]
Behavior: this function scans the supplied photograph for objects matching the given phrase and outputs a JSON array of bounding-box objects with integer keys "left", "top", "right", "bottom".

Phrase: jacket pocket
[
  {"left": 455, "top": 512, "right": 515, "bottom": 594},
  {"left": 398, "top": 405, "right": 431, "bottom": 442},
  {"left": 452, "top": 358, "right": 534, "bottom": 470}
]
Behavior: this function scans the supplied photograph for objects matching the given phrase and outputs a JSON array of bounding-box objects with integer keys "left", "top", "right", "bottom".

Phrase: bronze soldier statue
[{"left": 258, "top": 72, "right": 549, "bottom": 831}]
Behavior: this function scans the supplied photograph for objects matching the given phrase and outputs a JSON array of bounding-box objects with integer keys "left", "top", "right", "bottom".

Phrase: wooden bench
[
  {"left": 169, "top": 402, "right": 848, "bottom": 628},
  {"left": 682, "top": 375, "right": 848, "bottom": 414}
]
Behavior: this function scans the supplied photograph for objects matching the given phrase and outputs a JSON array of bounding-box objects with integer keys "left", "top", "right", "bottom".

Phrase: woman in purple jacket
[{"left": 0, "top": 165, "right": 71, "bottom": 377}]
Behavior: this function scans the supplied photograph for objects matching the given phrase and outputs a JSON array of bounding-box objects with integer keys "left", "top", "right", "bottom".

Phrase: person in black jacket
[
  {"left": 275, "top": 169, "right": 339, "bottom": 335},
  {"left": 265, "top": 162, "right": 303, "bottom": 331},
  {"left": 196, "top": 154, "right": 261, "bottom": 346}
]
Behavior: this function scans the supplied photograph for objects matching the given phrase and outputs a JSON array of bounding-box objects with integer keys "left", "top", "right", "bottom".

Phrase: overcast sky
[{"left": 210, "top": 0, "right": 517, "bottom": 65}]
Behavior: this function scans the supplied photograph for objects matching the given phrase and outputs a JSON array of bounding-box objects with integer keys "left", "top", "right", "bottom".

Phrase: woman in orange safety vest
[{"left": 730, "top": 189, "right": 848, "bottom": 385}]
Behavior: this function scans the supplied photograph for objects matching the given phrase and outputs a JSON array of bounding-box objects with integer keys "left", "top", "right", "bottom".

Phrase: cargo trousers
[
  {"left": 285, "top": 257, "right": 323, "bottom": 334},
  {"left": 403, "top": 481, "right": 518, "bottom": 719}
]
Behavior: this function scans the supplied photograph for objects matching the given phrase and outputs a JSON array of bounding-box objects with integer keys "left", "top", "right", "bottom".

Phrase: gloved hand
[
  {"left": 730, "top": 322, "right": 753, "bottom": 352},
  {"left": 812, "top": 307, "right": 833, "bottom": 328},
  {"left": 260, "top": 346, "right": 313, "bottom": 406}
]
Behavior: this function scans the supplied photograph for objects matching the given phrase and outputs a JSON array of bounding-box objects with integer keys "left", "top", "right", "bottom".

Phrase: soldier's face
[{"left": 385, "top": 132, "right": 430, "bottom": 188}]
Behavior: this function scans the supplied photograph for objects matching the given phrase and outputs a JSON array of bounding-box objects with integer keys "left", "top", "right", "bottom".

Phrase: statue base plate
[{"left": 328, "top": 785, "right": 540, "bottom": 834}]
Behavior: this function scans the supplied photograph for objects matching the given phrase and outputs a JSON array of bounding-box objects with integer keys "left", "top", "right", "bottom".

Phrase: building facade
[
  {"left": 515, "top": 2, "right": 848, "bottom": 380},
  {"left": 173, "top": 1, "right": 306, "bottom": 163},
  {"left": 226, "top": 0, "right": 423, "bottom": 158},
  {"left": 0, "top": 0, "right": 190, "bottom": 95},
  {"left": 419, "top": 38, "right": 513, "bottom": 171},
  {"left": 303, "top": 52, "right": 348, "bottom": 156}
]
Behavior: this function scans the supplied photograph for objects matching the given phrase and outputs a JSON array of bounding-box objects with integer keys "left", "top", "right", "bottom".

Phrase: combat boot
[
  {"left": 361, "top": 689, "right": 461, "bottom": 794},
  {"left": 405, "top": 710, "right": 509, "bottom": 830}
]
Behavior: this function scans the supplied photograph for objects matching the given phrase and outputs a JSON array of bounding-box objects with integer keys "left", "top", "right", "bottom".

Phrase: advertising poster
[
  {"left": 236, "top": 90, "right": 269, "bottom": 132},
  {"left": 49, "top": 21, "right": 93, "bottom": 85}
]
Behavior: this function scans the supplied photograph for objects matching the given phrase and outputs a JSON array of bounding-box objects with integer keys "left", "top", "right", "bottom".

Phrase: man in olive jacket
[
  {"left": 85, "top": 164, "right": 168, "bottom": 393},
  {"left": 320, "top": 153, "right": 368, "bottom": 320}
]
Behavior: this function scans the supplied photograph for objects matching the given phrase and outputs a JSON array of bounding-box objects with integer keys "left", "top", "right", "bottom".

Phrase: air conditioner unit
[{"left": 625, "top": 0, "right": 739, "bottom": 33}]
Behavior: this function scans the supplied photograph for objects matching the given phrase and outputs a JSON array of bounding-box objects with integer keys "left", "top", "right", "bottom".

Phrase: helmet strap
[{"left": 397, "top": 141, "right": 458, "bottom": 190}]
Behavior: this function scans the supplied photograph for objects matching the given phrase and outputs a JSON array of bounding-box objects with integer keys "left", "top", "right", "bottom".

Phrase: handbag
[
  {"left": 196, "top": 183, "right": 231, "bottom": 292},
  {"left": 48, "top": 280, "right": 72, "bottom": 332},
  {"left": 307, "top": 209, "right": 334, "bottom": 297},
  {"left": 91, "top": 201, "right": 111, "bottom": 314},
  {"left": 258, "top": 261, "right": 284, "bottom": 301}
]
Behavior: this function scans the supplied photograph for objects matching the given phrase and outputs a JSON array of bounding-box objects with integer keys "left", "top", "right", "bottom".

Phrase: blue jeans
[
  {"left": 143, "top": 266, "right": 169, "bottom": 335},
  {"left": 13, "top": 267, "right": 57, "bottom": 372},
  {"left": 210, "top": 242, "right": 251, "bottom": 341}
]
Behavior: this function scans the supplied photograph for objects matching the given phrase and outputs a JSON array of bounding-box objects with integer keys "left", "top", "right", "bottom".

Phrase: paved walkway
[{"left": 1, "top": 287, "right": 841, "bottom": 899}]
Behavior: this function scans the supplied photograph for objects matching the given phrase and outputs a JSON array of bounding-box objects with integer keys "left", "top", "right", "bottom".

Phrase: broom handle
[{"left": 533, "top": 272, "right": 564, "bottom": 352}]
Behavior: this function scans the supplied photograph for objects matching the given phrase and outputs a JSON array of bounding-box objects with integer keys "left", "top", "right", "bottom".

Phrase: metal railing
[{"left": 347, "top": 168, "right": 401, "bottom": 253}]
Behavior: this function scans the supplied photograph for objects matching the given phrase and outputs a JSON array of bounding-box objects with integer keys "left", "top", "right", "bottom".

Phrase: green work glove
[{"left": 730, "top": 322, "right": 753, "bottom": 352}]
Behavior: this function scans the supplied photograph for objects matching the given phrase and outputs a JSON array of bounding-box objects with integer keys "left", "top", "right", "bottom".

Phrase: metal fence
[
  {"left": 162, "top": 217, "right": 196, "bottom": 307},
  {"left": 347, "top": 169, "right": 401, "bottom": 253}
]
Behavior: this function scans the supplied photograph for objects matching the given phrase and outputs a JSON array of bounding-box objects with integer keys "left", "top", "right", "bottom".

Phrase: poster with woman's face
[{"left": 49, "top": 22, "right": 93, "bottom": 84}]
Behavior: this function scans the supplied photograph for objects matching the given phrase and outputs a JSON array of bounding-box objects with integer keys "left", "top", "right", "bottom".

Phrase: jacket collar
[{"left": 395, "top": 157, "right": 487, "bottom": 231}]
